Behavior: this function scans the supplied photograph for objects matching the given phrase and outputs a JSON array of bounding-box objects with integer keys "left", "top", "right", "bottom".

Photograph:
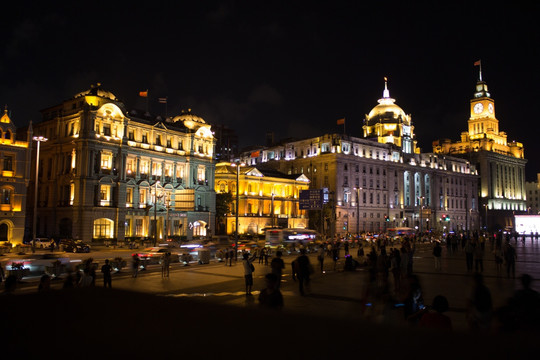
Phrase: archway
[{"left": 0, "top": 223, "right": 8, "bottom": 242}]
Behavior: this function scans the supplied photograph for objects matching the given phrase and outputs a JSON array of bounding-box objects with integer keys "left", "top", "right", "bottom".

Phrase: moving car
[
  {"left": 133, "top": 247, "right": 181, "bottom": 264},
  {"left": 60, "top": 239, "right": 91, "bottom": 253},
  {"left": 2, "top": 253, "right": 72, "bottom": 276}
]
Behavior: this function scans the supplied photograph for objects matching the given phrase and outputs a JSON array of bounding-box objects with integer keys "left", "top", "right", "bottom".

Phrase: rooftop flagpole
[
  {"left": 337, "top": 117, "right": 346, "bottom": 134},
  {"left": 474, "top": 60, "right": 482, "bottom": 81}
]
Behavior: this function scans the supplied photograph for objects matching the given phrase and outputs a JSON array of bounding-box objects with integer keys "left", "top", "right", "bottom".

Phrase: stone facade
[{"left": 28, "top": 84, "right": 216, "bottom": 244}]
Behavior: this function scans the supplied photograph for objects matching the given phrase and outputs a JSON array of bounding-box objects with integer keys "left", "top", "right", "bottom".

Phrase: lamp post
[
  {"left": 232, "top": 161, "right": 245, "bottom": 261},
  {"left": 271, "top": 192, "right": 275, "bottom": 228},
  {"left": 153, "top": 179, "right": 164, "bottom": 246},
  {"left": 483, "top": 203, "right": 488, "bottom": 231},
  {"left": 354, "top": 187, "right": 361, "bottom": 239},
  {"left": 32, "top": 136, "right": 47, "bottom": 252},
  {"left": 417, "top": 196, "right": 424, "bottom": 233}
]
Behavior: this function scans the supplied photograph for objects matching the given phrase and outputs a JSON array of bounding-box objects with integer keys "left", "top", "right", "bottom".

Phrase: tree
[{"left": 215, "top": 192, "right": 234, "bottom": 235}]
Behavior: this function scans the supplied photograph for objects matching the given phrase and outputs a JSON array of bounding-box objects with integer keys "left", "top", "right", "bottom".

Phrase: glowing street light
[
  {"left": 231, "top": 161, "right": 245, "bottom": 261},
  {"left": 354, "top": 187, "right": 362, "bottom": 238},
  {"left": 32, "top": 136, "right": 48, "bottom": 252}
]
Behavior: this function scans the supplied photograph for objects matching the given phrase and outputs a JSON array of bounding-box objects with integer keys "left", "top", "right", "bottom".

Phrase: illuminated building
[
  {"left": 525, "top": 174, "right": 540, "bottom": 214},
  {"left": 0, "top": 107, "right": 31, "bottom": 245},
  {"left": 433, "top": 71, "right": 527, "bottom": 230},
  {"left": 240, "top": 80, "right": 479, "bottom": 237},
  {"left": 214, "top": 162, "right": 310, "bottom": 236},
  {"left": 29, "top": 84, "right": 215, "bottom": 244},
  {"left": 363, "top": 77, "right": 418, "bottom": 154}
]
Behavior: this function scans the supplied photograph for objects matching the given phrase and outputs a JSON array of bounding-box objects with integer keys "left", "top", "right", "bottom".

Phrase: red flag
[
  {"left": 337, "top": 118, "right": 345, "bottom": 125},
  {"left": 139, "top": 90, "right": 148, "bottom": 97},
  {"left": 474, "top": 60, "right": 481, "bottom": 66}
]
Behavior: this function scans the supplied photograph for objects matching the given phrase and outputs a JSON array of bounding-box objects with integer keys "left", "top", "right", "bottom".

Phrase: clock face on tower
[
  {"left": 473, "top": 103, "right": 484, "bottom": 114},
  {"left": 488, "top": 103, "right": 494, "bottom": 114}
]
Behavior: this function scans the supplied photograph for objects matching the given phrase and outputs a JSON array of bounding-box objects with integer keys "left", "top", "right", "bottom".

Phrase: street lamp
[
  {"left": 271, "top": 192, "right": 275, "bottom": 228},
  {"left": 32, "top": 136, "right": 48, "bottom": 252},
  {"left": 417, "top": 196, "right": 424, "bottom": 233},
  {"left": 152, "top": 180, "right": 164, "bottom": 246},
  {"left": 354, "top": 187, "right": 362, "bottom": 239},
  {"left": 231, "top": 161, "right": 245, "bottom": 261},
  {"left": 483, "top": 203, "right": 488, "bottom": 231}
]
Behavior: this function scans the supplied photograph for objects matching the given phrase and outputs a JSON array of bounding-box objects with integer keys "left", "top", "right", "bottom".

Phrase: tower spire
[{"left": 383, "top": 77, "right": 390, "bottom": 98}]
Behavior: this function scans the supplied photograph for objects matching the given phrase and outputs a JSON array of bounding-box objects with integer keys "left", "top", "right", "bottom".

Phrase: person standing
[
  {"left": 242, "top": 252, "right": 256, "bottom": 296},
  {"left": 317, "top": 245, "right": 325, "bottom": 272},
  {"left": 79, "top": 268, "right": 93, "bottom": 287},
  {"left": 38, "top": 274, "right": 51, "bottom": 292},
  {"left": 464, "top": 239, "right": 475, "bottom": 273},
  {"left": 294, "top": 248, "right": 312, "bottom": 296},
  {"left": 474, "top": 241, "right": 484, "bottom": 273},
  {"left": 228, "top": 248, "right": 235, "bottom": 266},
  {"left": 258, "top": 273, "right": 283, "bottom": 310},
  {"left": 432, "top": 241, "right": 442, "bottom": 271},
  {"left": 270, "top": 250, "right": 285, "bottom": 289},
  {"left": 503, "top": 241, "right": 517, "bottom": 279},
  {"left": 132, "top": 254, "right": 140, "bottom": 278},
  {"left": 161, "top": 252, "right": 171, "bottom": 278},
  {"left": 101, "top": 259, "right": 113, "bottom": 288},
  {"left": 493, "top": 245, "right": 504, "bottom": 276},
  {"left": 224, "top": 248, "right": 230, "bottom": 266},
  {"left": 467, "top": 272, "right": 493, "bottom": 332},
  {"left": 390, "top": 248, "right": 401, "bottom": 293}
]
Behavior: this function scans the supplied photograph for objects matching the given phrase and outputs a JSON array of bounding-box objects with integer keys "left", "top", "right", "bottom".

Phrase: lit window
[
  {"left": 126, "top": 188, "right": 133, "bottom": 207},
  {"left": 93, "top": 218, "right": 113, "bottom": 238},
  {"left": 140, "top": 188, "right": 147, "bottom": 208},
  {"left": 197, "top": 167, "right": 205, "bottom": 182},
  {"left": 3, "top": 156, "right": 12, "bottom": 171},
  {"left": 103, "top": 124, "right": 111, "bottom": 136},
  {"left": 1, "top": 188, "right": 12, "bottom": 204},
  {"left": 101, "top": 152, "right": 112, "bottom": 169},
  {"left": 140, "top": 160, "right": 149, "bottom": 174},
  {"left": 70, "top": 183, "right": 75, "bottom": 205},
  {"left": 152, "top": 162, "right": 162, "bottom": 176},
  {"left": 100, "top": 185, "right": 111, "bottom": 206}
]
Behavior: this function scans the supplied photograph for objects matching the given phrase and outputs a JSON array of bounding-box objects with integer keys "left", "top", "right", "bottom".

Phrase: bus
[{"left": 265, "top": 228, "right": 320, "bottom": 247}]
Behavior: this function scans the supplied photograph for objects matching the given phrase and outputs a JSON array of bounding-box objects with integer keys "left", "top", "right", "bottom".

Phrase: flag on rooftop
[
  {"left": 139, "top": 90, "right": 148, "bottom": 97},
  {"left": 474, "top": 60, "right": 481, "bottom": 66},
  {"left": 337, "top": 118, "right": 345, "bottom": 125}
]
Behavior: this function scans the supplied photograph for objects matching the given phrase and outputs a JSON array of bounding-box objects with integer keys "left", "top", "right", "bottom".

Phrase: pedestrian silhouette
[
  {"left": 418, "top": 295, "right": 452, "bottom": 330},
  {"left": 258, "top": 273, "right": 283, "bottom": 310},
  {"left": 270, "top": 251, "right": 285, "bottom": 289},
  {"left": 467, "top": 272, "right": 493, "bottom": 332},
  {"left": 293, "top": 248, "right": 312, "bottom": 296},
  {"left": 101, "top": 259, "right": 113, "bottom": 288}
]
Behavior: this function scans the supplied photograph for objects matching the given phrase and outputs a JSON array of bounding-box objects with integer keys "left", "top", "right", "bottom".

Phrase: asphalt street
[{"left": 9, "top": 238, "right": 540, "bottom": 333}]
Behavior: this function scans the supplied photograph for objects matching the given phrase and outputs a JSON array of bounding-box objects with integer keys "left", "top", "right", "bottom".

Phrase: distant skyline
[{"left": 1, "top": 1, "right": 538, "bottom": 180}]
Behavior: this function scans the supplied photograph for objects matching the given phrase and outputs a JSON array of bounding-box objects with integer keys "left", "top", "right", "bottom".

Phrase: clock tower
[
  {"left": 468, "top": 79, "right": 498, "bottom": 139},
  {"left": 432, "top": 62, "right": 527, "bottom": 232}
]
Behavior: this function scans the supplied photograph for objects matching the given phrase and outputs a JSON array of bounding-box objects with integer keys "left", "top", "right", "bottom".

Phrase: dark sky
[{"left": 1, "top": 1, "right": 539, "bottom": 180}]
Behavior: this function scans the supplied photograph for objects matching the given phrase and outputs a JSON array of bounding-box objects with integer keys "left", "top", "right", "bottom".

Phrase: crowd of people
[{"left": 2, "top": 232, "right": 539, "bottom": 335}]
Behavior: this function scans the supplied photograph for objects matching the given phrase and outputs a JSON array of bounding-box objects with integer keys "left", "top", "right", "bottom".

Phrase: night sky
[{"left": 1, "top": 1, "right": 539, "bottom": 180}]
